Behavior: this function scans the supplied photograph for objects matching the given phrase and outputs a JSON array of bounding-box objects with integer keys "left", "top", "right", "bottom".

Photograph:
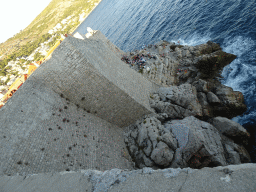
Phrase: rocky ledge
[{"left": 120, "top": 39, "right": 251, "bottom": 170}]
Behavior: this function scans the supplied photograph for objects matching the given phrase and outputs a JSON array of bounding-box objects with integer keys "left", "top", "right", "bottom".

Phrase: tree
[{"left": 34, "top": 52, "right": 44, "bottom": 61}]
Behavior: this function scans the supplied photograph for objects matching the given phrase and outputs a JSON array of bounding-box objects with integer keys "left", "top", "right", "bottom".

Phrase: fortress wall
[
  {"left": 85, "top": 30, "right": 126, "bottom": 60},
  {"left": 28, "top": 32, "right": 160, "bottom": 128},
  {"left": 0, "top": 31, "right": 161, "bottom": 176},
  {"left": 0, "top": 82, "right": 136, "bottom": 176}
]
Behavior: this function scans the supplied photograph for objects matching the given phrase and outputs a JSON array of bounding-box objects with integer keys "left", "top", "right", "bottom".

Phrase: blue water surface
[{"left": 74, "top": 0, "right": 256, "bottom": 162}]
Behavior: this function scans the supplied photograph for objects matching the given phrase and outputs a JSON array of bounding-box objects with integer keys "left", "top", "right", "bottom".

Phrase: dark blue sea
[{"left": 74, "top": 0, "right": 256, "bottom": 163}]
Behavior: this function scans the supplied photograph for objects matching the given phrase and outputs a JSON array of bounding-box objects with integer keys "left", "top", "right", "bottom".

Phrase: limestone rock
[
  {"left": 124, "top": 114, "right": 251, "bottom": 170},
  {"left": 207, "top": 92, "right": 221, "bottom": 104},
  {"left": 212, "top": 83, "right": 247, "bottom": 119},
  {"left": 209, "top": 116, "right": 250, "bottom": 146},
  {"left": 149, "top": 84, "right": 203, "bottom": 120},
  {"left": 121, "top": 39, "right": 250, "bottom": 171}
]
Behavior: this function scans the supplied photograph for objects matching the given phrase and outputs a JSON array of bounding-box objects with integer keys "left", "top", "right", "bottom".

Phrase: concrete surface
[{"left": 1, "top": 163, "right": 255, "bottom": 192}]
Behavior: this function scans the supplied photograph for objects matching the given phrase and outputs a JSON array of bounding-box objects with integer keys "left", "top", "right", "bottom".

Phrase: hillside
[{"left": 0, "top": 0, "right": 101, "bottom": 79}]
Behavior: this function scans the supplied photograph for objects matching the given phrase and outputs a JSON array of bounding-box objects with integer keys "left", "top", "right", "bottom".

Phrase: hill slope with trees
[{"left": 0, "top": 0, "right": 101, "bottom": 82}]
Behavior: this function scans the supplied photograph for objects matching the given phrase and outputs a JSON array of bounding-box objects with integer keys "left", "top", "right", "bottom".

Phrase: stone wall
[
  {"left": 33, "top": 32, "right": 161, "bottom": 128},
  {"left": 0, "top": 30, "right": 162, "bottom": 177}
]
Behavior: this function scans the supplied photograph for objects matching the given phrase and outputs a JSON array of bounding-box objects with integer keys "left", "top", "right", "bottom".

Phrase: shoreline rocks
[{"left": 121, "top": 39, "right": 251, "bottom": 170}]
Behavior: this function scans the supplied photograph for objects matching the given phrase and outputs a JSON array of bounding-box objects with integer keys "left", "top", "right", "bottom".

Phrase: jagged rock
[
  {"left": 189, "top": 78, "right": 247, "bottom": 120},
  {"left": 123, "top": 77, "right": 250, "bottom": 170},
  {"left": 121, "top": 38, "right": 251, "bottom": 171},
  {"left": 212, "top": 83, "right": 247, "bottom": 119},
  {"left": 123, "top": 115, "right": 251, "bottom": 170},
  {"left": 209, "top": 117, "right": 251, "bottom": 146},
  {"left": 149, "top": 41, "right": 233, "bottom": 88},
  {"left": 123, "top": 114, "right": 178, "bottom": 170},
  {"left": 191, "top": 79, "right": 209, "bottom": 93},
  {"left": 149, "top": 83, "right": 202, "bottom": 120},
  {"left": 220, "top": 133, "right": 251, "bottom": 165},
  {"left": 206, "top": 92, "right": 221, "bottom": 104}
]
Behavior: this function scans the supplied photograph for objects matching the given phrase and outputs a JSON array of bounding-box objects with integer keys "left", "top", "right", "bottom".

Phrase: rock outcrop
[
  {"left": 121, "top": 40, "right": 246, "bottom": 120},
  {"left": 120, "top": 36, "right": 251, "bottom": 171},
  {"left": 124, "top": 114, "right": 251, "bottom": 170}
]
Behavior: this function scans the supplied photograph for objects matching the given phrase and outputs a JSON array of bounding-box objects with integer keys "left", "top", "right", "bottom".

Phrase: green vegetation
[
  {"left": 0, "top": 33, "right": 52, "bottom": 72},
  {"left": 19, "top": 59, "right": 26, "bottom": 63},
  {"left": 4, "top": 0, "right": 101, "bottom": 47},
  {"left": 46, "top": 34, "right": 61, "bottom": 47},
  {"left": 0, "top": 0, "right": 101, "bottom": 60},
  {"left": 33, "top": 52, "right": 44, "bottom": 61},
  {"left": 0, "top": 70, "right": 6, "bottom": 77},
  {"left": 62, "top": 25, "right": 73, "bottom": 35},
  {"left": 12, "top": 71, "right": 19, "bottom": 77},
  {"left": 0, "top": 0, "right": 101, "bottom": 83}
]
